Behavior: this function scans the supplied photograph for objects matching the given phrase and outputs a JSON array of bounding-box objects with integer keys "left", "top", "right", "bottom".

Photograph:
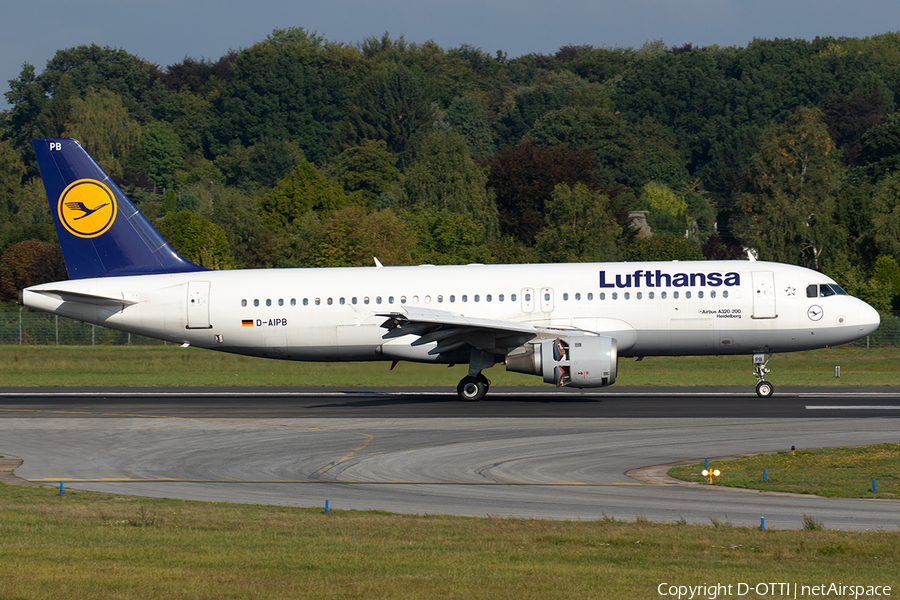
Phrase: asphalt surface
[{"left": 1, "top": 386, "right": 899, "bottom": 531}]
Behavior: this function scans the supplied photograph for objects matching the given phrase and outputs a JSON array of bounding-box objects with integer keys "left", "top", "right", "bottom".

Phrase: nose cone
[{"left": 858, "top": 300, "right": 881, "bottom": 337}]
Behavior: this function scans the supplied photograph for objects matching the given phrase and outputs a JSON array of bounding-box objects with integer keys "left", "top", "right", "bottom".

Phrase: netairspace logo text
[{"left": 657, "top": 582, "right": 892, "bottom": 600}]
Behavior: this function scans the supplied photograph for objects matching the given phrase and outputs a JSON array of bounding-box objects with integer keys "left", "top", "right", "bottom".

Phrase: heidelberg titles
[{"left": 599, "top": 270, "right": 740, "bottom": 289}]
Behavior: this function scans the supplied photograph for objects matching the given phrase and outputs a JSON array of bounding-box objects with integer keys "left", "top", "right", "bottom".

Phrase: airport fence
[
  {"left": 0, "top": 307, "right": 167, "bottom": 346},
  {"left": 1, "top": 306, "right": 899, "bottom": 347}
]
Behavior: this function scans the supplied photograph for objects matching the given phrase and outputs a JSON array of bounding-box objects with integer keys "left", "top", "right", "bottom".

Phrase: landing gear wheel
[
  {"left": 457, "top": 376, "right": 488, "bottom": 402},
  {"left": 756, "top": 381, "right": 774, "bottom": 398}
]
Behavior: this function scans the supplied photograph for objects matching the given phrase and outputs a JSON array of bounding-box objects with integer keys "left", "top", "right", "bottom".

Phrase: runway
[{"left": 1, "top": 387, "right": 899, "bottom": 531}]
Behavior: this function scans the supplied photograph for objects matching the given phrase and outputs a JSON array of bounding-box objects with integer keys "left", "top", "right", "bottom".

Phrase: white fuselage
[{"left": 22, "top": 261, "right": 880, "bottom": 365}]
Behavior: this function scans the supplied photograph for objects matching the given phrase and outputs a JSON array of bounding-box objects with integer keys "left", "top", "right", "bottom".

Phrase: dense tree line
[{"left": 3, "top": 29, "right": 900, "bottom": 310}]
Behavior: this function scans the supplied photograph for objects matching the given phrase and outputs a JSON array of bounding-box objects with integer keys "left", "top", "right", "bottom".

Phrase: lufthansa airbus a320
[{"left": 20, "top": 139, "right": 880, "bottom": 400}]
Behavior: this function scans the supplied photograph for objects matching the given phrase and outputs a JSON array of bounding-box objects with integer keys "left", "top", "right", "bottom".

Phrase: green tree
[
  {"left": 640, "top": 182, "right": 690, "bottom": 236},
  {"left": 208, "top": 31, "right": 356, "bottom": 162},
  {"left": 0, "top": 141, "right": 26, "bottom": 228},
  {"left": 156, "top": 210, "right": 235, "bottom": 269},
  {"left": 130, "top": 121, "right": 183, "bottom": 188},
  {"left": 64, "top": 88, "right": 140, "bottom": 178},
  {"left": 401, "top": 207, "right": 493, "bottom": 265},
  {"left": 332, "top": 140, "right": 402, "bottom": 207},
  {"left": 734, "top": 107, "right": 843, "bottom": 269},
  {"left": 872, "top": 169, "right": 900, "bottom": 262},
  {"left": 626, "top": 233, "right": 705, "bottom": 261},
  {"left": 871, "top": 254, "right": 900, "bottom": 309},
  {"left": 207, "top": 186, "right": 279, "bottom": 269},
  {"left": 355, "top": 65, "right": 435, "bottom": 167},
  {"left": 445, "top": 95, "right": 495, "bottom": 159},
  {"left": 3, "top": 63, "right": 51, "bottom": 152},
  {"left": 245, "top": 138, "right": 303, "bottom": 190},
  {"left": 259, "top": 160, "right": 354, "bottom": 230},
  {"left": 494, "top": 70, "right": 603, "bottom": 147},
  {"left": 534, "top": 183, "right": 622, "bottom": 262},
  {"left": 400, "top": 131, "right": 499, "bottom": 240},
  {"left": 313, "top": 206, "right": 415, "bottom": 267}
]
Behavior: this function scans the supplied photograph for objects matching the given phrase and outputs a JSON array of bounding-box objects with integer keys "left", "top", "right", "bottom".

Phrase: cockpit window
[{"left": 808, "top": 283, "right": 848, "bottom": 298}]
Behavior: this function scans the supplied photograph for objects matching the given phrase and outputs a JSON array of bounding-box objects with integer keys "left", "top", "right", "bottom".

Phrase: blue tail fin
[{"left": 33, "top": 138, "right": 207, "bottom": 279}]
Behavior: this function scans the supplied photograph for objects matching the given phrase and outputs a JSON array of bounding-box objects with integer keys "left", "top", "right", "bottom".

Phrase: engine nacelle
[{"left": 505, "top": 336, "right": 618, "bottom": 388}]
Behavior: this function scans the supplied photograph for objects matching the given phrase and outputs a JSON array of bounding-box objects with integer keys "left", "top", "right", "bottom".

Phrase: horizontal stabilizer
[{"left": 32, "top": 289, "right": 138, "bottom": 307}]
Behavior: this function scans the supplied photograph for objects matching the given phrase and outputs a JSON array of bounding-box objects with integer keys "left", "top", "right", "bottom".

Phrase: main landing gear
[
  {"left": 753, "top": 353, "right": 774, "bottom": 398},
  {"left": 457, "top": 348, "right": 495, "bottom": 401},
  {"left": 457, "top": 373, "right": 490, "bottom": 401}
]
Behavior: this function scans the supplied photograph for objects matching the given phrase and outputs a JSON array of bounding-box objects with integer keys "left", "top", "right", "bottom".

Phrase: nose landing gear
[{"left": 753, "top": 353, "right": 774, "bottom": 398}]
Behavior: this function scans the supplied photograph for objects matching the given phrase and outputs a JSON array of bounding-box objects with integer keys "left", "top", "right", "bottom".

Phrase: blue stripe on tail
[{"left": 33, "top": 138, "right": 207, "bottom": 279}]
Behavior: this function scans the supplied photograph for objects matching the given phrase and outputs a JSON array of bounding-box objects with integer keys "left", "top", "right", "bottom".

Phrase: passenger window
[
  {"left": 241, "top": 299, "right": 247, "bottom": 307},
  {"left": 364, "top": 297, "right": 370, "bottom": 305},
  {"left": 661, "top": 292, "right": 667, "bottom": 299},
  {"left": 587, "top": 293, "right": 593, "bottom": 300},
  {"left": 612, "top": 292, "right": 618, "bottom": 300},
  {"left": 600, "top": 293, "right": 606, "bottom": 300},
  {"left": 685, "top": 291, "right": 691, "bottom": 299},
  {"left": 303, "top": 298, "right": 309, "bottom": 306},
  {"left": 524, "top": 293, "right": 531, "bottom": 302},
  {"left": 723, "top": 291, "right": 729, "bottom": 298},
  {"left": 649, "top": 292, "right": 654, "bottom": 299},
  {"left": 698, "top": 291, "right": 703, "bottom": 299},
  {"left": 339, "top": 298, "right": 345, "bottom": 305},
  {"left": 710, "top": 291, "right": 715, "bottom": 299},
  {"left": 486, "top": 295, "right": 491, "bottom": 302},
  {"left": 498, "top": 294, "right": 504, "bottom": 302},
  {"left": 376, "top": 297, "right": 382, "bottom": 304},
  {"left": 462, "top": 295, "right": 468, "bottom": 302},
  {"left": 291, "top": 298, "right": 296, "bottom": 306},
  {"left": 438, "top": 295, "right": 443, "bottom": 303},
  {"left": 327, "top": 298, "right": 333, "bottom": 305},
  {"left": 278, "top": 298, "right": 284, "bottom": 306},
  {"left": 400, "top": 296, "right": 406, "bottom": 303},
  {"left": 575, "top": 293, "right": 581, "bottom": 301},
  {"left": 624, "top": 292, "right": 630, "bottom": 300},
  {"left": 450, "top": 295, "right": 456, "bottom": 303},
  {"left": 266, "top": 299, "right": 272, "bottom": 307},
  {"left": 254, "top": 299, "right": 260, "bottom": 307},
  {"left": 474, "top": 295, "right": 480, "bottom": 302},
  {"left": 511, "top": 294, "right": 517, "bottom": 301},
  {"left": 389, "top": 296, "right": 394, "bottom": 304},
  {"left": 352, "top": 297, "right": 357, "bottom": 305},
  {"left": 563, "top": 293, "right": 569, "bottom": 301},
  {"left": 315, "top": 298, "right": 321, "bottom": 306},
  {"left": 673, "top": 292, "right": 679, "bottom": 299},
  {"left": 636, "top": 292, "right": 642, "bottom": 300}
]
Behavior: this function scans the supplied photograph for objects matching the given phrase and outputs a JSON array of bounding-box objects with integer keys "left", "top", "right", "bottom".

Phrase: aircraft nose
[{"left": 858, "top": 301, "right": 881, "bottom": 337}]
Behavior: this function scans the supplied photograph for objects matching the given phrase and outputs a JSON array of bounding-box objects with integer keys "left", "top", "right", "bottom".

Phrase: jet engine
[{"left": 505, "top": 336, "right": 617, "bottom": 388}]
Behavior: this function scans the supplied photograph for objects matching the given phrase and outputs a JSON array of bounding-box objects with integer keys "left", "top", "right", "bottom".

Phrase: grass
[
  {"left": 668, "top": 444, "right": 900, "bottom": 498},
  {"left": 0, "top": 345, "right": 896, "bottom": 387},
  {"left": 0, "top": 482, "right": 898, "bottom": 599}
]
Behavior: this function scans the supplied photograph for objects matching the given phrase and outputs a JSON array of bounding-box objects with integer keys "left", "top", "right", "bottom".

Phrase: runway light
[{"left": 701, "top": 468, "right": 722, "bottom": 484}]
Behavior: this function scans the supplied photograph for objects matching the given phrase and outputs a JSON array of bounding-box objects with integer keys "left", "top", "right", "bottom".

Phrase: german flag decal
[{"left": 241, "top": 320, "right": 254, "bottom": 327}]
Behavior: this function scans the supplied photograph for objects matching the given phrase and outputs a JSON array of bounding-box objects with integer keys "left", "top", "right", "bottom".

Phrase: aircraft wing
[{"left": 378, "top": 307, "right": 584, "bottom": 356}]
